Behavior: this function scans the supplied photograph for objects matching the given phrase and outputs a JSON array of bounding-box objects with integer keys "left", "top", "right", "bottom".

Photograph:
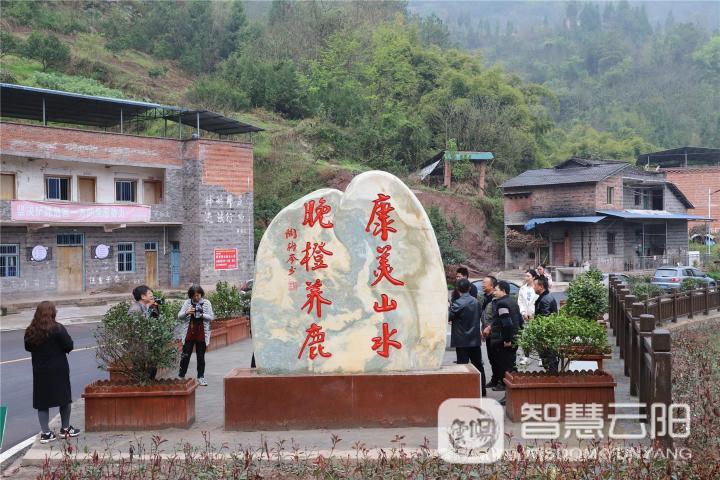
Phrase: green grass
[{"left": 1, "top": 54, "right": 44, "bottom": 81}]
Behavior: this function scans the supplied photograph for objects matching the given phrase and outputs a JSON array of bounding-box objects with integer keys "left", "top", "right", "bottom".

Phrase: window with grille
[
  {"left": 117, "top": 243, "right": 135, "bottom": 272},
  {"left": 144, "top": 242, "right": 158, "bottom": 251},
  {"left": 115, "top": 180, "right": 137, "bottom": 202},
  {"left": 0, "top": 244, "right": 19, "bottom": 277},
  {"left": 57, "top": 233, "right": 83, "bottom": 246},
  {"left": 46, "top": 177, "right": 70, "bottom": 200}
]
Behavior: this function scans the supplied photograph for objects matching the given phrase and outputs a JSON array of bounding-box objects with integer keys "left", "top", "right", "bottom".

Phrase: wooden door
[
  {"left": 552, "top": 241, "right": 566, "bottom": 266},
  {"left": 78, "top": 177, "right": 96, "bottom": 203},
  {"left": 57, "top": 247, "right": 83, "bottom": 293},
  {"left": 145, "top": 250, "right": 158, "bottom": 288},
  {"left": 143, "top": 181, "right": 162, "bottom": 205}
]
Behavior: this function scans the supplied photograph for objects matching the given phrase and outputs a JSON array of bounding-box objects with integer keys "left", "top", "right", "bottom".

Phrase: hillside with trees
[{"left": 1, "top": 0, "right": 717, "bottom": 271}]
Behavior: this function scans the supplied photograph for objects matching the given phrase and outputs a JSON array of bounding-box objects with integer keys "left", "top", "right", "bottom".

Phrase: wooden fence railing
[{"left": 607, "top": 277, "right": 720, "bottom": 447}]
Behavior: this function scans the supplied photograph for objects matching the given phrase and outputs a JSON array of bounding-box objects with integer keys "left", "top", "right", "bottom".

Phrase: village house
[
  {"left": 637, "top": 147, "right": 720, "bottom": 234},
  {"left": 502, "top": 158, "right": 708, "bottom": 275},
  {"left": 0, "top": 83, "right": 260, "bottom": 297}
]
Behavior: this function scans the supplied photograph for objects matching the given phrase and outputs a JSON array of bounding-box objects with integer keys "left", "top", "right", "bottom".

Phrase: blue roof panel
[{"left": 525, "top": 216, "right": 606, "bottom": 231}]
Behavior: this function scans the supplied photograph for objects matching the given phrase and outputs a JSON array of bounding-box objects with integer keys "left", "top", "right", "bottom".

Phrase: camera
[
  {"left": 192, "top": 302, "right": 204, "bottom": 320},
  {"left": 154, "top": 297, "right": 166, "bottom": 306}
]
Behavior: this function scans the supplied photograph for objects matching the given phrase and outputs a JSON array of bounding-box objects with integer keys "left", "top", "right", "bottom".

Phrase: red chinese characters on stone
[
  {"left": 373, "top": 293, "right": 397, "bottom": 313},
  {"left": 300, "top": 242, "right": 333, "bottom": 272},
  {"left": 302, "top": 198, "right": 334, "bottom": 229},
  {"left": 300, "top": 279, "right": 332, "bottom": 318},
  {"left": 371, "top": 323, "right": 402, "bottom": 358},
  {"left": 365, "top": 193, "right": 397, "bottom": 241},
  {"left": 298, "top": 323, "right": 332, "bottom": 360},
  {"left": 285, "top": 228, "right": 297, "bottom": 239},
  {"left": 288, "top": 279, "right": 298, "bottom": 292},
  {"left": 371, "top": 245, "right": 405, "bottom": 287}
]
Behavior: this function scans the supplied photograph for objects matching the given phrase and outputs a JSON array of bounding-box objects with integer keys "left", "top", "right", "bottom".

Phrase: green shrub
[
  {"left": 517, "top": 312, "right": 611, "bottom": 373},
  {"left": 148, "top": 65, "right": 167, "bottom": 78},
  {"left": 425, "top": 204, "right": 466, "bottom": 265},
  {"left": 631, "top": 282, "right": 665, "bottom": 300},
  {"left": 584, "top": 267, "right": 604, "bottom": 283},
  {"left": 707, "top": 271, "right": 720, "bottom": 282},
  {"left": 207, "top": 281, "right": 248, "bottom": 319},
  {"left": 187, "top": 77, "right": 249, "bottom": 111},
  {"left": 94, "top": 302, "right": 180, "bottom": 384},
  {"left": 680, "top": 278, "right": 707, "bottom": 292},
  {"left": 565, "top": 273, "right": 608, "bottom": 320},
  {"left": 28, "top": 71, "right": 124, "bottom": 97}
]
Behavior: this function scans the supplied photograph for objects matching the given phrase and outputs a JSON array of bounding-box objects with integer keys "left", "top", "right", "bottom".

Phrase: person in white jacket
[
  {"left": 517, "top": 269, "right": 538, "bottom": 366},
  {"left": 177, "top": 285, "right": 214, "bottom": 386}
]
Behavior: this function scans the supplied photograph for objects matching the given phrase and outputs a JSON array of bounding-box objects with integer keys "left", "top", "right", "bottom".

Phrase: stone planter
[
  {"left": 504, "top": 371, "right": 616, "bottom": 422},
  {"left": 208, "top": 316, "right": 250, "bottom": 351},
  {"left": 83, "top": 378, "right": 197, "bottom": 431}
]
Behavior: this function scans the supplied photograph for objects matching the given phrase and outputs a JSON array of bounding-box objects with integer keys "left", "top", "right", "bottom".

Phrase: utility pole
[{"left": 708, "top": 188, "right": 720, "bottom": 256}]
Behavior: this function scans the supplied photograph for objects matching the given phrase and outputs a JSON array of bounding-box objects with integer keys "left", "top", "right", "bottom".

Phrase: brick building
[
  {"left": 637, "top": 147, "right": 720, "bottom": 233},
  {"left": 0, "top": 84, "right": 260, "bottom": 297},
  {"left": 502, "top": 158, "right": 707, "bottom": 273}
]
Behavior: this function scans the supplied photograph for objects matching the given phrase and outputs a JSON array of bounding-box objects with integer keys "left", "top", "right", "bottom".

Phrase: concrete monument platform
[{"left": 225, "top": 364, "right": 481, "bottom": 430}]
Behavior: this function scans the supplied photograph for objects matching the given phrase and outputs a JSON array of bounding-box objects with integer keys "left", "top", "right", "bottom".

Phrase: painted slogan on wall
[{"left": 251, "top": 171, "right": 448, "bottom": 374}]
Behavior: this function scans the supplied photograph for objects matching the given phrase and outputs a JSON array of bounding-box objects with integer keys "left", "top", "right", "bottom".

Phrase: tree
[
  {"left": 420, "top": 14, "right": 450, "bottom": 48},
  {"left": 24, "top": 32, "right": 70, "bottom": 71},
  {"left": 0, "top": 29, "right": 19, "bottom": 58},
  {"left": 694, "top": 36, "right": 720, "bottom": 76}
]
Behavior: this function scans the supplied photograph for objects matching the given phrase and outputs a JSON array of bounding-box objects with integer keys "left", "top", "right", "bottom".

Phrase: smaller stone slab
[{"left": 224, "top": 365, "right": 481, "bottom": 430}]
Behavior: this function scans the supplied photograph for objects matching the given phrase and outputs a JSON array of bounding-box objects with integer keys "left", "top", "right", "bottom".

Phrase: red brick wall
[
  {"left": 504, "top": 183, "right": 598, "bottom": 224},
  {"left": 595, "top": 176, "right": 623, "bottom": 210},
  {"left": 0, "top": 122, "right": 182, "bottom": 167},
  {"left": 663, "top": 167, "right": 720, "bottom": 232},
  {"left": 200, "top": 141, "right": 253, "bottom": 196}
]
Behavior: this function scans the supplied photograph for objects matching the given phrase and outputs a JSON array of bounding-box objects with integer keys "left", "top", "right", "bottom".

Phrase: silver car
[{"left": 651, "top": 266, "right": 717, "bottom": 291}]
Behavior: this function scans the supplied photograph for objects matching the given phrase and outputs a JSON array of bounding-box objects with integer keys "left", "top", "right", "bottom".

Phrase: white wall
[{"left": 0, "top": 155, "right": 164, "bottom": 204}]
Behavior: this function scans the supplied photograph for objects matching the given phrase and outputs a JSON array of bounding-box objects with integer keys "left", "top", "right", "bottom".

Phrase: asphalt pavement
[{"left": 0, "top": 323, "right": 107, "bottom": 454}]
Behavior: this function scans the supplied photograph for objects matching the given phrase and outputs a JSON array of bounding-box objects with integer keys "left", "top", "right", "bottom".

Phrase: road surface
[{"left": 0, "top": 323, "right": 107, "bottom": 454}]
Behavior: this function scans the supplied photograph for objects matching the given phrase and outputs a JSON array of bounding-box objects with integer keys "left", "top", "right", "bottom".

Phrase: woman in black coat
[{"left": 24, "top": 301, "right": 80, "bottom": 443}]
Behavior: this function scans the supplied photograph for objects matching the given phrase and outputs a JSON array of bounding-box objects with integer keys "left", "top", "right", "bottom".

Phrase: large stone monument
[{"left": 225, "top": 171, "right": 481, "bottom": 430}]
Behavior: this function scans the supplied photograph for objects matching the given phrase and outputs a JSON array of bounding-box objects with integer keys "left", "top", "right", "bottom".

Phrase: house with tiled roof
[{"left": 502, "top": 158, "right": 708, "bottom": 273}]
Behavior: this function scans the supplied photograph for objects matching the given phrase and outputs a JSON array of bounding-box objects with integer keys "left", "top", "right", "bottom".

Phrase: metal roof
[
  {"left": 525, "top": 216, "right": 606, "bottom": 231},
  {"left": 597, "top": 209, "right": 710, "bottom": 221},
  {"left": 164, "top": 110, "right": 262, "bottom": 135},
  {"left": 0, "top": 83, "right": 261, "bottom": 135},
  {"left": 637, "top": 147, "right": 720, "bottom": 168},
  {"left": 503, "top": 162, "right": 628, "bottom": 189}
]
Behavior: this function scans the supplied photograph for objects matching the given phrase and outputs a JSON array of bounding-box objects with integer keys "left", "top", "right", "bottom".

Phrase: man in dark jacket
[
  {"left": 533, "top": 276, "right": 558, "bottom": 317},
  {"left": 449, "top": 278, "right": 487, "bottom": 396},
  {"left": 479, "top": 276, "right": 499, "bottom": 388},
  {"left": 450, "top": 267, "right": 478, "bottom": 302},
  {"left": 490, "top": 281, "right": 523, "bottom": 393}
]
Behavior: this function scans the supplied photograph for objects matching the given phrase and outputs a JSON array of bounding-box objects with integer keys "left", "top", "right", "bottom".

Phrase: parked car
[
  {"left": 240, "top": 279, "right": 253, "bottom": 293},
  {"left": 650, "top": 266, "right": 717, "bottom": 291},
  {"left": 601, "top": 273, "right": 630, "bottom": 287}
]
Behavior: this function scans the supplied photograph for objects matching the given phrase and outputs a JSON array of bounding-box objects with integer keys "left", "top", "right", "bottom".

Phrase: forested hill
[
  {"left": 1, "top": 1, "right": 717, "bottom": 269},
  {"left": 409, "top": 0, "right": 720, "bottom": 150}
]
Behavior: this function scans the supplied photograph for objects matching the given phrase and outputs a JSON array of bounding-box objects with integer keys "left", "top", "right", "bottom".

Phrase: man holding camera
[
  {"left": 128, "top": 285, "right": 164, "bottom": 380},
  {"left": 129, "top": 285, "right": 163, "bottom": 318},
  {"left": 177, "top": 285, "right": 214, "bottom": 386}
]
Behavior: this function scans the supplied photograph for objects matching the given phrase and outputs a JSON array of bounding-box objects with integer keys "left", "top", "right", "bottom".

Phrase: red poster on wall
[{"left": 214, "top": 248, "right": 238, "bottom": 270}]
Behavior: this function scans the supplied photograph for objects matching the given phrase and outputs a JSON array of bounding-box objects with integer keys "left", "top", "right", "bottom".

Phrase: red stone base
[{"left": 225, "top": 364, "right": 481, "bottom": 430}]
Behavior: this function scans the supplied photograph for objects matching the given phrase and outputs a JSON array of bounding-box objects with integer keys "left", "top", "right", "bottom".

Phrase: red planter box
[
  {"left": 225, "top": 365, "right": 482, "bottom": 430},
  {"left": 504, "top": 371, "right": 616, "bottom": 422},
  {"left": 83, "top": 379, "right": 197, "bottom": 431},
  {"left": 208, "top": 316, "right": 250, "bottom": 351}
]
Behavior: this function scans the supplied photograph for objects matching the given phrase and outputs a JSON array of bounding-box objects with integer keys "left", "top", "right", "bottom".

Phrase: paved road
[{"left": 0, "top": 324, "right": 107, "bottom": 454}]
